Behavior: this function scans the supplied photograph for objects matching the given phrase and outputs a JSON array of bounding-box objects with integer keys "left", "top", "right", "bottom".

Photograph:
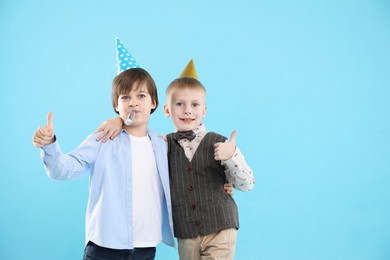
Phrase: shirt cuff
[
  {"left": 222, "top": 147, "right": 242, "bottom": 168},
  {"left": 41, "top": 136, "right": 60, "bottom": 155}
]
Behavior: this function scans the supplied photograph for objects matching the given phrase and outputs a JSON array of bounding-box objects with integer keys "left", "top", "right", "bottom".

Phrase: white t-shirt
[{"left": 130, "top": 135, "right": 163, "bottom": 247}]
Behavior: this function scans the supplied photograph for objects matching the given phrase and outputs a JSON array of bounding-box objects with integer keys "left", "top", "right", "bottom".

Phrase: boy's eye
[
  {"left": 121, "top": 96, "right": 129, "bottom": 100},
  {"left": 175, "top": 102, "right": 183, "bottom": 107},
  {"left": 192, "top": 103, "right": 200, "bottom": 107},
  {"left": 138, "top": 94, "right": 146, "bottom": 99}
]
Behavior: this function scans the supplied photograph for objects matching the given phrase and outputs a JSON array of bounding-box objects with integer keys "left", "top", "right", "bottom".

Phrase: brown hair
[
  {"left": 112, "top": 68, "right": 158, "bottom": 114},
  {"left": 166, "top": 77, "right": 206, "bottom": 101}
]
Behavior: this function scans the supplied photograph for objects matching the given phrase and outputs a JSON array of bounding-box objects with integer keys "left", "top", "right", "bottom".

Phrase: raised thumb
[
  {"left": 47, "top": 112, "right": 54, "bottom": 130},
  {"left": 229, "top": 130, "right": 237, "bottom": 144}
]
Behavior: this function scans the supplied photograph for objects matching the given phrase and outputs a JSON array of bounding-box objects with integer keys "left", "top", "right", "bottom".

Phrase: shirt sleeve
[
  {"left": 40, "top": 134, "right": 99, "bottom": 181},
  {"left": 221, "top": 146, "right": 255, "bottom": 192}
]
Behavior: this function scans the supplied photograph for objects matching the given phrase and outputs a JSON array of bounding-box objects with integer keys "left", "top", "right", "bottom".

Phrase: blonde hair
[{"left": 166, "top": 77, "right": 206, "bottom": 101}]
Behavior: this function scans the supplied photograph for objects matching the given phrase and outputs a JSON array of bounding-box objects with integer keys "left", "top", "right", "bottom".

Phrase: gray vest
[{"left": 167, "top": 132, "right": 239, "bottom": 239}]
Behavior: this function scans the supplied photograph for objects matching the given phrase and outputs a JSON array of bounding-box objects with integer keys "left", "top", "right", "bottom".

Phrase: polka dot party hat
[
  {"left": 179, "top": 59, "right": 198, "bottom": 80},
  {"left": 116, "top": 37, "right": 140, "bottom": 74}
]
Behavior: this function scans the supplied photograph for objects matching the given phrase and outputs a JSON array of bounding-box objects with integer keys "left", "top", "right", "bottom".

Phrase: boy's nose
[
  {"left": 128, "top": 100, "right": 137, "bottom": 107},
  {"left": 184, "top": 105, "right": 192, "bottom": 114}
]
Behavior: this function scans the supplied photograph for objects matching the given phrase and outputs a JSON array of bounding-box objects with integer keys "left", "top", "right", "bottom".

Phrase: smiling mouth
[{"left": 180, "top": 118, "right": 194, "bottom": 123}]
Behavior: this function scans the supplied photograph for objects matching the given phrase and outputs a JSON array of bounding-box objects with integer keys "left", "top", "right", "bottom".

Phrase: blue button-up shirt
[{"left": 40, "top": 129, "right": 175, "bottom": 249}]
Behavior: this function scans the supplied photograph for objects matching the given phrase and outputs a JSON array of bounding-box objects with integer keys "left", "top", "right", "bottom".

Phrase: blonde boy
[{"left": 163, "top": 60, "right": 254, "bottom": 259}]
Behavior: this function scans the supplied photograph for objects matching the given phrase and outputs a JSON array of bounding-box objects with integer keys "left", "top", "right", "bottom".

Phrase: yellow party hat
[{"left": 179, "top": 59, "right": 198, "bottom": 80}]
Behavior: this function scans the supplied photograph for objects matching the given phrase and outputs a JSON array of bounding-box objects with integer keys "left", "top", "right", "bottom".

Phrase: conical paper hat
[
  {"left": 179, "top": 59, "right": 198, "bottom": 80},
  {"left": 116, "top": 37, "right": 139, "bottom": 74}
]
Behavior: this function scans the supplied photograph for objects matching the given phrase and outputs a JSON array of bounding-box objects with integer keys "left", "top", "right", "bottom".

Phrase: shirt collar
[{"left": 193, "top": 124, "right": 206, "bottom": 135}]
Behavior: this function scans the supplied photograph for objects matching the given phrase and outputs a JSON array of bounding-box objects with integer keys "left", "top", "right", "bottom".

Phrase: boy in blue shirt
[{"left": 33, "top": 66, "right": 175, "bottom": 259}]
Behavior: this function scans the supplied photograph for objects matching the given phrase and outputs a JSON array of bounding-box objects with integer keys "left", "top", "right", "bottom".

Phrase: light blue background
[{"left": 1, "top": 0, "right": 390, "bottom": 259}]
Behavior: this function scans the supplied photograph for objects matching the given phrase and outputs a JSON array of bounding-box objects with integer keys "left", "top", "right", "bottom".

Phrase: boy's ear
[
  {"left": 163, "top": 104, "right": 170, "bottom": 117},
  {"left": 202, "top": 105, "right": 207, "bottom": 118}
]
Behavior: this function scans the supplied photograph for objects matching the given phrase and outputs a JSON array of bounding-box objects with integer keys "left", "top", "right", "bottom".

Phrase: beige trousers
[{"left": 177, "top": 228, "right": 237, "bottom": 260}]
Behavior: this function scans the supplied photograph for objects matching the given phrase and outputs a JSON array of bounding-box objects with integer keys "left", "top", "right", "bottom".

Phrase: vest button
[
  {"left": 188, "top": 185, "right": 193, "bottom": 191},
  {"left": 187, "top": 165, "right": 192, "bottom": 171},
  {"left": 191, "top": 204, "right": 196, "bottom": 210}
]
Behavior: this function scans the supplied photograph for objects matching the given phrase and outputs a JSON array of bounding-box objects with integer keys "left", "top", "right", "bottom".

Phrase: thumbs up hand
[
  {"left": 214, "top": 130, "right": 237, "bottom": 161},
  {"left": 32, "top": 112, "right": 55, "bottom": 148}
]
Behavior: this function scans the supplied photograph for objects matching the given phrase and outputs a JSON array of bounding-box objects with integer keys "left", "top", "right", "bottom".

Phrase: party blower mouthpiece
[{"left": 124, "top": 110, "right": 136, "bottom": 126}]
